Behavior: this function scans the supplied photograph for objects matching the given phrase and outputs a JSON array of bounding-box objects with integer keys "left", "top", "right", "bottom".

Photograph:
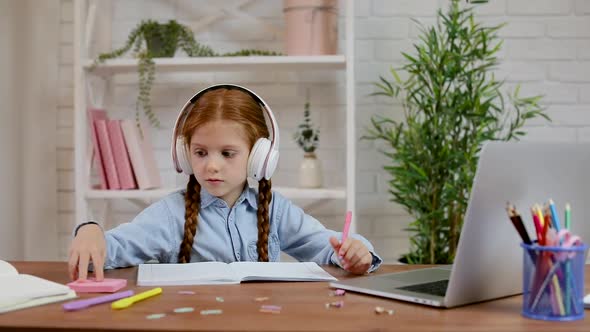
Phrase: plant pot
[
  {"left": 283, "top": 0, "right": 338, "bottom": 55},
  {"left": 397, "top": 256, "right": 409, "bottom": 265},
  {"left": 146, "top": 34, "right": 177, "bottom": 57},
  {"left": 299, "top": 152, "right": 322, "bottom": 188},
  {"left": 145, "top": 27, "right": 178, "bottom": 58}
]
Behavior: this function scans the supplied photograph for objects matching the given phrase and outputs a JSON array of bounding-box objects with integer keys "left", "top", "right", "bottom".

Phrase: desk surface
[{"left": 0, "top": 262, "right": 587, "bottom": 332}]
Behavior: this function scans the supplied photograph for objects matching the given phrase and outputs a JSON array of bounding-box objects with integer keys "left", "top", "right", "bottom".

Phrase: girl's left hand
[{"left": 329, "top": 237, "right": 372, "bottom": 275}]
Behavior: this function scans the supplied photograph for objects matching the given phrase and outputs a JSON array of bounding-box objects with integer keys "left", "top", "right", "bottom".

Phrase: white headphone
[{"left": 171, "top": 84, "right": 280, "bottom": 182}]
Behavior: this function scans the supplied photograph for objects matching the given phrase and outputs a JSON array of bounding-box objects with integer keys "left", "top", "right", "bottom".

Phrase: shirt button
[{"left": 236, "top": 253, "right": 240, "bottom": 259}]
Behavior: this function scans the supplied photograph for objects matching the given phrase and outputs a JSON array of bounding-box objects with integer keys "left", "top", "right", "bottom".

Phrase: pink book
[
  {"left": 120, "top": 120, "right": 161, "bottom": 190},
  {"left": 94, "top": 119, "right": 121, "bottom": 190},
  {"left": 88, "top": 109, "right": 108, "bottom": 190},
  {"left": 107, "top": 120, "right": 137, "bottom": 190}
]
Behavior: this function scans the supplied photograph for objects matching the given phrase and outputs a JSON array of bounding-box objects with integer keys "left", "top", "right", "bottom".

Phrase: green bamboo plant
[
  {"left": 363, "top": 0, "right": 550, "bottom": 264},
  {"left": 92, "top": 19, "right": 280, "bottom": 128}
]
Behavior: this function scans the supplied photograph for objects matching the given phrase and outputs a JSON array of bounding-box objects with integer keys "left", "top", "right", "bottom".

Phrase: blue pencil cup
[{"left": 521, "top": 243, "right": 588, "bottom": 321}]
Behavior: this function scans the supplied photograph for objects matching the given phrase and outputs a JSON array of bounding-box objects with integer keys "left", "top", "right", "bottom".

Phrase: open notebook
[
  {"left": 0, "top": 260, "right": 76, "bottom": 314},
  {"left": 137, "top": 261, "right": 337, "bottom": 286}
]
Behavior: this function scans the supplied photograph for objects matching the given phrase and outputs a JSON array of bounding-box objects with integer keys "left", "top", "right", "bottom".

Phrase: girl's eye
[
  {"left": 194, "top": 150, "right": 206, "bottom": 157},
  {"left": 222, "top": 151, "right": 235, "bottom": 158}
]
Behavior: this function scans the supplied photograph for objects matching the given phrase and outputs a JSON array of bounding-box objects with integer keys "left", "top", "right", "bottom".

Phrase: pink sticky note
[{"left": 67, "top": 278, "right": 127, "bottom": 293}]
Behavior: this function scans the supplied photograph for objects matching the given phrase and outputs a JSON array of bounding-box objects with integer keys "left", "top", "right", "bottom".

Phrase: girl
[{"left": 68, "top": 84, "right": 382, "bottom": 281}]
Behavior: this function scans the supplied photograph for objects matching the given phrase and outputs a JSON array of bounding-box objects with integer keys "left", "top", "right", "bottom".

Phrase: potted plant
[
  {"left": 92, "top": 19, "right": 280, "bottom": 128},
  {"left": 363, "top": 0, "right": 550, "bottom": 264},
  {"left": 293, "top": 91, "right": 321, "bottom": 188}
]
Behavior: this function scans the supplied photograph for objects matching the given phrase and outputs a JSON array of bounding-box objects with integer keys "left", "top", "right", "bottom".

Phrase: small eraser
[
  {"left": 67, "top": 278, "right": 127, "bottom": 293},
  {"left": 584, "top": 294, "right": 590, "bottom": 309}
]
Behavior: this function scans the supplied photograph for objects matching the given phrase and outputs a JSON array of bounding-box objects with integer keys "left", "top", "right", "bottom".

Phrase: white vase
[{"left": 299, "top": 152, "right": 322, "bottom": 188}]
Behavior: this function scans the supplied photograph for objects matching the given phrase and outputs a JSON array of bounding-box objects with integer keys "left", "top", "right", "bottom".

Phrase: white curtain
[{"left": 0, "top": 0, "right": 59, "bottom": 260}]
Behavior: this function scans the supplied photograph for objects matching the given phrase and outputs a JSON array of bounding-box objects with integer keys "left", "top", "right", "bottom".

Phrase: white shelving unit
[
  {"left": 84, "top": 55, "right": 347, "bottom": 75},
  {"left": 73, "top": 0, "right": 356, "bottom": 232}
]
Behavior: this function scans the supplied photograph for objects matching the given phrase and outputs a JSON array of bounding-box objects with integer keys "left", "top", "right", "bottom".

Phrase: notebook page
[
  {"left": 0, "top": 260, "right": 18, "bottom": 277},
  {"left": 0, "top": 274, "right": 72, "bottom": 305},
  {"left": 230, "top": 262, "right": 337, "bottom": 282},
  {"left": 137, "top": 262, "right": 241, "bottom": 286},
  {"left": 0, "top": 290, "right": 77, "bottom": 314}
]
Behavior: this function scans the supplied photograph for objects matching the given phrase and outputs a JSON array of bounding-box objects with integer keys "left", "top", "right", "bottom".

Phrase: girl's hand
[
  {"left": 329, "top": 236, "right": 372, "bottom": 275},
  {"left": 68, "top": 224, "right": 106, "bottom": 281}
]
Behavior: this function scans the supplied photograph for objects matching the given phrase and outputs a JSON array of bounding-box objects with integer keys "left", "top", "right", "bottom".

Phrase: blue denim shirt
[{"left": 99, "top": 187, "right": 382, "bottom": 272}]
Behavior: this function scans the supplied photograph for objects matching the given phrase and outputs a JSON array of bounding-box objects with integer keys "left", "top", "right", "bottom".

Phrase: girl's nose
[{"left": 205, "top": 157, "right": 220, "bottom": 173}]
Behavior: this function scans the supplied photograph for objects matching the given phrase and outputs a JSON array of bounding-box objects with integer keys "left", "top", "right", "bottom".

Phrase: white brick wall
[
  {"left": 507, "top": 0, "right": 573, "bottom": 15},
  {"left": 56, "top": 0, "right": 590, "bottom": 263}
]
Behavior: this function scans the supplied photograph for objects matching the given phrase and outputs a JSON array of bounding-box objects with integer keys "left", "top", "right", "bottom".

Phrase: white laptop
[{"left": 330, "top": 142, "right": 590, "bottom": 308}]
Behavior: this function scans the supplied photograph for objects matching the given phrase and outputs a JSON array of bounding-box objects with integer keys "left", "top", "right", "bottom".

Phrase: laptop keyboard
[{"left": 397, "top": 279, "right": 449, "bottom": 297}]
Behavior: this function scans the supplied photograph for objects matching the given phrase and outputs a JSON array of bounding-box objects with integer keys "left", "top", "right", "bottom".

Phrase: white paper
[
  {"left": 0, "top": 290, "right": 77, "bottom": 314},
  {"left": 137, "top": 261, "right": 337, "bottom": 286},
  {"left": 0, "top": 260, "right": 18, "bottom": 277},
  {"left": 137, "top": 262, "right": 240, "bottom": 286},
  {"left": 0, "top": 274, "right": 72, "bottom": 301},
  {"left": 231, "top": 262, "right": 338, "bottom": 282},
  {"left": 0, "top": 260, "right": 75, "bottom": 313}
]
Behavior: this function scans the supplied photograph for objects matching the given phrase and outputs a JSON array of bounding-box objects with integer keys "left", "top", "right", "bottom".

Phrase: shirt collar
[{"left": 199, "top": 185, "right": 258, "bottom": 210}]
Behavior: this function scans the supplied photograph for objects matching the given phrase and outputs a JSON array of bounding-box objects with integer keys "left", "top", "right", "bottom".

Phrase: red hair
[{"left": 177, "top": 88, "right": 273, "bottom": 263}]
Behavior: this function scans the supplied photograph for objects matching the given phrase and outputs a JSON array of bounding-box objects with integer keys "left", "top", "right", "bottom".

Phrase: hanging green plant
[{"left": 91, "top": 19, "right": 280, "bottom": 129}]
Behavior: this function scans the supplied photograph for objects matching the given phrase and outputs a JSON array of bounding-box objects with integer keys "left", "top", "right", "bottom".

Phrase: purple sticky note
[{"left": 67, "top": 278, "right": 127, "bottom": 293}]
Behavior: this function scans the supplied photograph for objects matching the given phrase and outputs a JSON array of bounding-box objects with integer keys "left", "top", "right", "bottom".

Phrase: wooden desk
[{"left": 0, "top": 262, "right": 587, "bottom": 331}]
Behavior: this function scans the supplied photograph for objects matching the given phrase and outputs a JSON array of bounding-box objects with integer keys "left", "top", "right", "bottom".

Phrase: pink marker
[{"left": 342, "top": 211, "right": 352, "bottom": 243}]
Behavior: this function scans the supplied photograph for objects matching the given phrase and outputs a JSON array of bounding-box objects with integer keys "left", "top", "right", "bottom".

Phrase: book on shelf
[
  {"left": 137, "top": 261, "right": 338, "bottom": 286},
  {"left": 120, "top": 119, "right": 161, "bottom": 190},
  {"left": 0, "top": 260, "right": 77, "bottom": 314},
  {"left": 94, "top": 119, "right": 121, "bottom": 190},
  {"left": 106, "top": 119, "right": 137, "bottom": 190},
  {"left": 87, "top": 108, "right": 109, "bottom": 190}
]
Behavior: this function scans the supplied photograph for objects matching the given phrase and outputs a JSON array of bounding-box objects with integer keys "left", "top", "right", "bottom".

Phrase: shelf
[
  {"left": 84, "top": 55, "right": 346, "bottom": 76},
  {"left": 274, "top": 187, "right": 346, "bottom": 200},
  {"left": 86, "top": 186, "right": 346, "bottom": 200},
  {"left": 74, "top": 0, "right": 356, "bottom": 231},
  {"left": 86, "top": 188, "right": 181, "bottom": 200}
]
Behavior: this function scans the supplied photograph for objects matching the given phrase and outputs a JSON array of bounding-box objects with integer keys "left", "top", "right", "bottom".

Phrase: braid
[
  {"left": 256, "top": 179, "right": 272, "bottom": 262},
  {"left": 178, "top": 175, "right": 201, "bottom": 263}
]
